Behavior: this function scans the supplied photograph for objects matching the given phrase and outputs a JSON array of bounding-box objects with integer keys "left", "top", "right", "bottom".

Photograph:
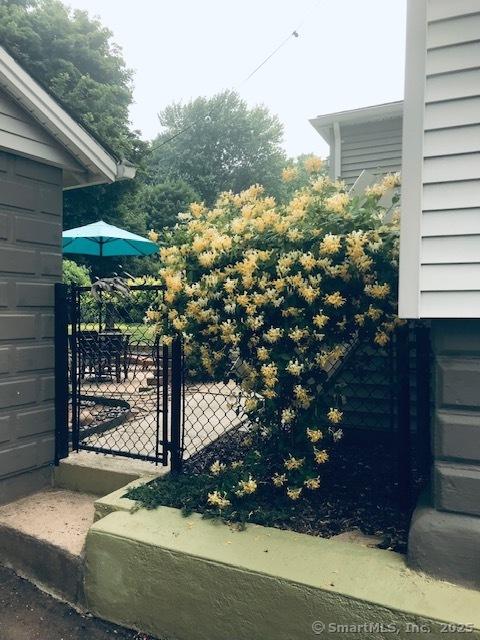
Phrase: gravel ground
[{"left": 0, "top": 566, "right": 156, "bottom": 640}]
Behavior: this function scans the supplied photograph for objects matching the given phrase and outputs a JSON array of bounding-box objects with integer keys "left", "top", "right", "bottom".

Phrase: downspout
[{"left": 332, "top": 121, "right": 342, "bottom": 180}]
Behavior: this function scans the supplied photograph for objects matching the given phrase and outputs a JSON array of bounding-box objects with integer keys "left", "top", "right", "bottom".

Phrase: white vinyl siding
[
  {"left": 400, "top": 0, "right": 480, "bottom": 319},
  {"left": 339, "top": 118, "right": 403, "bottom": 187},
  {"left": 0, "top": 89, "right": 82, "bottom": 172}
]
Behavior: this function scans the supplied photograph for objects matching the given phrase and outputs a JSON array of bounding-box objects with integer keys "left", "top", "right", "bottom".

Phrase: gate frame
[{"left": 54, "top": 283, "right": 184, "bottom": 469}]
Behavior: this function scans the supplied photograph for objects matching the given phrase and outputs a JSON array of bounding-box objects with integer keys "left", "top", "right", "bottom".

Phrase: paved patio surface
[{"left": 78, "top": 367, "right": 247, "bottom": 460}]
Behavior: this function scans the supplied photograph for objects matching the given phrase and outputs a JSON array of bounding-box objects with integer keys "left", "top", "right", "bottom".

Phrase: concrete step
[{"left": 0, "top": 488, "right": 95, "bottom": 606}]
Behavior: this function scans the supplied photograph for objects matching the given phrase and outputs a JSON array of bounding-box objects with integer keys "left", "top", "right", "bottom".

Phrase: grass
[{"left": 72, "top": 322, "right": 157, "bottom": 344}]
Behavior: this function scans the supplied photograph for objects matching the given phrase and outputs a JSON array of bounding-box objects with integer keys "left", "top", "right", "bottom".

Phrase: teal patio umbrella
[{"left": 62, "top": 220, "right": 158, "bottom": 257}]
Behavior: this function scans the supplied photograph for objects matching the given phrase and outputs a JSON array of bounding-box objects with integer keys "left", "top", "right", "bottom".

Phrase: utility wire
[{"left": 150, "top": 0, "right": 322, "bottom": 153}]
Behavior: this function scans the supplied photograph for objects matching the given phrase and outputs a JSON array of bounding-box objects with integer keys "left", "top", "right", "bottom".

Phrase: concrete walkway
[{"left": 0, "top": 565, "right": 155, "bottom": 640}]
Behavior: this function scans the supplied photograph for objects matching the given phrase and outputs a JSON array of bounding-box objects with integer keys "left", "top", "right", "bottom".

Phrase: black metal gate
[{"left": 54, "top": 283, "right": 183, "bottom": 469}]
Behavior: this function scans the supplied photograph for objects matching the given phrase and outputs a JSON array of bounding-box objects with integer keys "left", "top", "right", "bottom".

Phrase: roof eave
[
  {"left": 310, "top": 100, "right": 404, "bottom": 138},
  {"left": 0, "top": 46, "right": 133, "bottom": 188}
]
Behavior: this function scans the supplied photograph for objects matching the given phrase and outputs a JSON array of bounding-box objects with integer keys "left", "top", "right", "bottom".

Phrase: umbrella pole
[{"left": 98, "top": 238, "right": 104, "bottom": 333}]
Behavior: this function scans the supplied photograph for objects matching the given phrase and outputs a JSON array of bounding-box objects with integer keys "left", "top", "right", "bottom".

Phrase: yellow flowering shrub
[{"left": 149, "top": 169, "right": 401, "bottom": 513}]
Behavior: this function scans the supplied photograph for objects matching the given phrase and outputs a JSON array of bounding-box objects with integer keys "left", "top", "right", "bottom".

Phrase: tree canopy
[
  {"left": 132, "top": 179, "right": 201, "bottom": 233},
  {"left": 149, "top": 91, "right": 287, "bottom": 206},
  {"left": 0, "top": 0, "right": 152, "bottom": 276},
  {"left": 0, "top": 0, "right": 136, "bottom": 156}
]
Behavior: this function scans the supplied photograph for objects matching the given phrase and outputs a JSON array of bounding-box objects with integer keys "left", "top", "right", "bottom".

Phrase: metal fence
[
  {"left": 55, "top": 284, "right": 183, "bottom": 468},
  {"left": 55, "top": 283, "right": 431, "bottom": 506}
]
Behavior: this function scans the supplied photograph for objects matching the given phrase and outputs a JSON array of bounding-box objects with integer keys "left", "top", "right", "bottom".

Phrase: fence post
[
  {"left": 396, "top": 323, "right": 411, "bottom": 509},
  {"left": 415, "top": 324, "right": 431, "bottom": 480},
  {"left": 70, "top": 286, "right": 80, "bottom": 451},
  {"left": 170, "top": 336, "right": 183, "bottom": 473},
  {"left": 54, "top": 283, "right": 69, "bottom": 463}
]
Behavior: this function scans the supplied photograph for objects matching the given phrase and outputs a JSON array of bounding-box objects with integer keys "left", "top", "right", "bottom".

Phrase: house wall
[
  {"left": 400, "top": 0, "right": 480, "bottom": 319},
  {"left": 0, "top": 149, "right": 62, "bottom": 503},
  {"left": 339, "top": 117, "right": 403, "bottom": 187},
  {"left": 0, "top": 88, "right": 83, "bottom": 173}
]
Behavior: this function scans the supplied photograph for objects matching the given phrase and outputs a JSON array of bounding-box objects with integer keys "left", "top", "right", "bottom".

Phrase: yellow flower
[
  {"left": 284, "top": 455, "right": 305, "bottom": 471},
  {"left": 277, "top": 255, "right": 295, "bottom": 275},
  {"left": 244, "top": 397, "right": 259, "bottom": 412},
  {"left": 257, "top": 347, "right": 269, "bottom": 361},
  {"left": 231, "top": 460, "right": 244, "bottom": 469},
  {"left": 264, "top": 327, "right": 283, "bottom": 343},
  {"left": 236, "top": 476, "right": 257, "bottom": 496},
  {"left": 190, "top": 202, "right": 204, "bottom": 218},
  {"left": 210, "top": 460, "right": 227, "bottom": 475},
  {"left": 304, "top": 477, "right": 321, "bottom": 490},
  {"left": 365, "top": 182, "right": 387, "bottom": 198},
  {"left": 365, "top": 283, "right": 390, "bottom": 299},
  {"left": 306, "top": 428, "right": 323, "bottom": 443},
  {"left": 382, "top": 172, "right": 401, "bottom": 190},
  {"left": 374, "top": 331, "right": 390, "bottom": 347},
  {"left": 263, "top": 389, "right": 277, "bottom": 399},
  {"left": 287, "top": 228, "right": 302, "bottom": 242},
  {"left": 281, "top": 408, "right": 296, "bottom": 424},
  {"left": 319, "top": 233, "right": 341, "bottom": 255},
  {"left": 207, "top": 491, "right": 231, "bottom": 509},
  {"left": 287, "top": 487, "right": 302, "bottom": 500},
  {"left": 299, "top": 253, "right": 316, "bottom": 271},
  {"left": 261, "top": 363, "right": 278, "bottom": 388},
  {"left": 223, "top": 277, "right": 238, "bottom": 293},
  {"left": 314, "top": 448, "right": 329, "bottom": 465},
  {"left": 293, "top": 385, "right": 312, "bottom": 409},
  {"left": 367, "top": 306, "right": 382, "bottom": 321},
  {"left": 324, "top": 292, "right": 346, "bottom": 308},
  {"left": 272, "top": 473, "right": 287, "bottom": 487},
  {"left": 354, "top": 313, "right": 366, "bottom": 327},
  {"left": 172, "top": 316, "right": 187, "bottom": 331},
  {"left": 145, "top": 309, "right": 161, "bottom": 322},
  {"left": 162, "top": 335, "right": 173, "bottom": 347},
  {"left": 289, "top": 327, "right": 307, "bottom": 343},
  {"left": 325, "top": 192, "right": 350, "bottom": 214},
  {"left": 327, "top": 408, "right": 343, "bottom": 424},
  {"left": 282, "top": 166, "right": 298, "bottom": 182},
  {"left": 304, "top": 155, "right": 324, "bottom": 173},
  {"left": 313, "top": 313, "right": 329, "bottom": 328},
  {"left": 198, "top": 251, "right": 217, "bottom": 268},
  {"left": 148, "top": 229, "right": 159, "bottom": 243},
  {"left": 299, "top": 285, "right": 318, "bottom": 303},
  {"left": 285, "top": 359, "right": 303, "bottom": 376}
]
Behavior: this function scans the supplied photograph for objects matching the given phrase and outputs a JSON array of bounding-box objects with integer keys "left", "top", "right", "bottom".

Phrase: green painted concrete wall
[{"left": 85, "top": 506, "right": 480, "bottom": 640}]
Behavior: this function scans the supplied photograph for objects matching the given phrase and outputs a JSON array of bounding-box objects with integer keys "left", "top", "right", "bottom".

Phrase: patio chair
[{"left": 97, "top": 332, "right": 130, "bottom": 382}]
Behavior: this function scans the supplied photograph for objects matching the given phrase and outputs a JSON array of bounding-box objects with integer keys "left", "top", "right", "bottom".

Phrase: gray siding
[
  {"left": 0, "top": 88, "right": 82, "bottom": 172},
  {"left": 415, "top": 1, "right": 480, "bottom": 318},
  {"left": 340, "top": 117, "right": 403, "bottom": 187},
  {"left": 0, "top": 150, "right": 62, "bottom": 499}
]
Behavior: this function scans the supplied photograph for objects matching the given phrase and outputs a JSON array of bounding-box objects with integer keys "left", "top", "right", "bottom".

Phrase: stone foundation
[{"left": 408, "top": 319, "right": 480, "bottom": 588}]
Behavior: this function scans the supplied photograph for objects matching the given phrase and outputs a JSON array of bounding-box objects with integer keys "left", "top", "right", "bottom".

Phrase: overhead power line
[{"left": 150, "top": 0, "right": 322, "bottom": 153}]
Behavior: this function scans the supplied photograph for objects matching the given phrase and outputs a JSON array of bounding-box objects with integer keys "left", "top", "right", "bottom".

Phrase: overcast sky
[{"left": 68, "top": 0, "right": 407, "bottom": 158}]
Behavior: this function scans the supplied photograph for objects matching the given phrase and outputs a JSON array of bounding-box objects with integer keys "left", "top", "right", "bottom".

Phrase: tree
[
  {"left": 132, "top": 180, "right": 200, "bottom": 233},
  {"left": 62, "top": 259, "right": 91, "bottom": 286},
  {"left": 0, "top": 0, "right": 150, "bottom": 275},
  {"left": 0, "top": 0, "right": 135, "bottom": 156},
  {"left": 149, "top": 91, "right": 286, "bottom": 205}
]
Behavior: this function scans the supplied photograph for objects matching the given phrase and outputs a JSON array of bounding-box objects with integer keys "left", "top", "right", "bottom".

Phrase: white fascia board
[
  {"left": 310, "top": 101, "right": 403, "bottom": 132},
  {"left": 0, "top": 46, "right": 131, "bottom": 186}
]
